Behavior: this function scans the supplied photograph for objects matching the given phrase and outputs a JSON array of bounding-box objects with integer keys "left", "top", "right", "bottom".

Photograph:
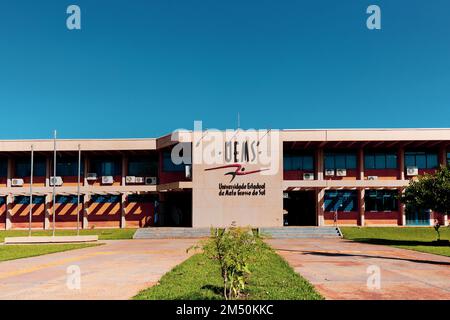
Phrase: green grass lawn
[
  {"left": 341, "top": 227, "right": 450, "bottom": 257},
  {"left": 134, "top": 242, "right": 323, "bottom": 300},
  {"left": 0, "top": 243, "right": 101, "bottom": 262},
  {"left": 0, "top": 228, "right": 136, "bottom": 243}
]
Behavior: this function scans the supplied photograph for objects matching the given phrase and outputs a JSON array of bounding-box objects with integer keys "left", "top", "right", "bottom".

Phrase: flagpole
[
  {"left": 52, "top": 130, "right": 57, "bottom": 237},
  {"left": 28, "top": 144, "right": 34, "bottom": 237},
  {"left": 77, "top": 143, "right": 81, "bottom": 236}
]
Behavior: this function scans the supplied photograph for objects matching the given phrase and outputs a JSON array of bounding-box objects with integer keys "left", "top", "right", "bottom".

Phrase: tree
[{"left": 401, "top": 165, "right": 450, "bottom": 238}]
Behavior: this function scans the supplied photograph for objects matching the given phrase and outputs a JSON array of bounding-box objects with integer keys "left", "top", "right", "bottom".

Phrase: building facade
[{"left": 0, "top": 128, "right": 449, "bottom": 230}]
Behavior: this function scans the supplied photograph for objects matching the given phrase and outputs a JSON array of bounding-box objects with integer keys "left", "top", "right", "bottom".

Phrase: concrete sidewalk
[
  {"left": 0, "top": 239, "right": 198, "bottom": 300},
  {"left": 267, "top": 238, "right": 450, "bottom": 300}
]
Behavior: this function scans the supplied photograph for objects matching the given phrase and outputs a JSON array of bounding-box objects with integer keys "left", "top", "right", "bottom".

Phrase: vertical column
[
  {"left": 44, "top": 193, "right": 51, "bottom": 229},
  {"left": 120, "top": 193, "right": 127, "bottom": 228},
  {"left": 444, "top": 213, "right": 449, "bottom": 227},
  {"left": 316, "top": 188, "right": 325, "bottom": 226},
  {"left": 5, "top": 194, "right": 13, "bottom": 230},
  {"left": 315, "top": 148, "right": 324, "bottom": 180},
  {"left": 358, "top": 148, "right": 364, "bottom": 180},
  {"left": 83, "top": 193, "right": 90, "bottom": 229},
  {"left": 359, "top": 188, "right": 365, "bottom": 226},
  {"left": 6, "top": 157, "right": 13, "bottom": 188},
  {"left": 399, "top": 188, "right": 406, "bottom": 226},
  {"left": 121, "top": 155, "right": 128, "bottom": 186},
  {"left": 399, "top": 147, "right": 405, "bottom": 180},
  {"left": 429, "top": 210, "right": 434, "bottom": 226}
]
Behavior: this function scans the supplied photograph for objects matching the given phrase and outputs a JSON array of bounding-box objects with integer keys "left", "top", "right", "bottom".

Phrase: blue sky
[{"left": 0, "top": 0, "right": 449, "bottom": 139}]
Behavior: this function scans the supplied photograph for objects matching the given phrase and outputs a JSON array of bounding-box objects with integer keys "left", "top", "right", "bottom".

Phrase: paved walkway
[
  {"left": 267, "top": 238, "right": 450, "bottom": 300},
  {"left": 0, "top": 239, "right": 198, "bottom": 300}
]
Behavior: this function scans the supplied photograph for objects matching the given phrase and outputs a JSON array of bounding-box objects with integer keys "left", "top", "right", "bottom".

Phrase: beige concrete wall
[{"left": 192, "top": 130, "right": 283, "bottom": 228}]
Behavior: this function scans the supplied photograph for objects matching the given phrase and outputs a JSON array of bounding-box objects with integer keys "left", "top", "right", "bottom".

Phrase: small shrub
[{"left": 190, "top": 224, "right": 259, "bottom": 300}]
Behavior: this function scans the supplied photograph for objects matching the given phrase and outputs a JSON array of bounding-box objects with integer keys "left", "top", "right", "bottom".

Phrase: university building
[{"left": 0, "top": 128, "right": 449, "bottom": 230}]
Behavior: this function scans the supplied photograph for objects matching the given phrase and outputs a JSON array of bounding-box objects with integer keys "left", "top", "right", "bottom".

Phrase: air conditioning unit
[
  {"left": 336, "top": 169, "right": 347, "bottom": 177},
  {"left": 86, "top": 173, "right": 97, "bottom": 180},
  {"left": 125, "top": 176, "right": 136, "bottom": 184},
  {"left": 367, "top": 176, "right": 378, "bottom": 180},
  {"left": 303, "top": 173, "right": 314, "bottom": 180},
  {"left": 406, "top": 166, "right": 418, "bottom": 176},
  {"left": 325, "top": 169, "right": 335, "bottom": 176},
  {"left": 101, "top": 176, "right": 114, "bottom": 184},
  {"left": 11, "top": 178, "right": 24, "bottom": 187},
  {"left": 145, "top": 177, "right": 157, "bottom": 185},
  {"left": 185, "top": 165, "right": 192, "bottom": 179},
  {"left": 49, "top": 176, "right": 63, "bottom": 186},
  {"left": 135, "top": 177, "right": 145, "bottom": 184}
]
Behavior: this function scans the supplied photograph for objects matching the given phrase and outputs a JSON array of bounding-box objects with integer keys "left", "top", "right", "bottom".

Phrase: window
[
  {"left": 14, "top": 195, "right": 45, "bottom": 205},
  {"left": 91, "top": 195, "right": 120, "bottom": 203},
  {"left": 0, "top": 159, "right": 7, "bottom": 177},
  {"left": 91, "top": 158, "right": 121, "bottom": 176},
  {"left": 447, "top": 152, "right": 450, "bottom": 165},
  {"left": 404, "top": 151, "right": 439, "bottom": 169},
  {"left": 364, "top": 152, "right": 398, "bottom": 169},
  {"left": 163, "top": 151, "right": 185, "bottom": 172},
  {"left": 56, "top": 157, "right": 84, "bottom": 176},
  {"left": 365, "top": 190, "right": 398, "bottom": 211},
  {"left": 324, "top": 190, "right": 358, "bottom": 212},
  {"left": 284, "top": 154, "right": 314, "bottom": 171},
  {"left": 56, "top": 195, "right": 79, "bottom": 204},
  {"left": 15, "top": 157, "right": 46, "bottom": 177},
  {"left": 324, "top": 153, "right": 357, "bottom": 170},
  {"left": 0, "top": 197, "right": 5, "bottom": 205},
  {"left": 127, "top": 194, "right": 156, "bottom": 203},
  {"left": 128, "top": 157, "right": 157, "bottom": 176}
]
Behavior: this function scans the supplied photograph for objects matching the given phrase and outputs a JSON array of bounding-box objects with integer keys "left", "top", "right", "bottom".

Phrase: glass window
[
  {"left": 91, "top": 158, "right": 121, "bottom": 176},
  {"left": 284, "top": 154, "right": 314, "bottom": 171},
  {"left": 375, "top": 154, "right": 385, "bottom": 169},
  {"left": 163, "top": 151, "right": 185, "bottom": 172},
  {"left": 56, "top": 195, "right": 79, "bottom": 204},
  {"left": 128, "top": 157, "right": 157, "bottom": 176},
  {"left": 0, "top": 197, "right": 5, "bottom": 205},
  {"left": 0, "top": 159, "right": 7, "bottom": 177},
  {"left": 91, "top": 195, "right": 120, "bottom": 203},
  {"left": 324, "top": 190, "right": 358, "bottom": 212},
  {"left": 426, "top": 154, "right": 438, "bottom": 169},
  {"left": 56, "top": 157, "right": 84, "bottom": 176},
  {"left": 324, "top": 152, "right": 357, "bottom": 170},
  {"left": 404, "top": 151, "right": 439, "bottom": 169},
  {"left": 386, "top": 154, "right": 398, "bottom": 169},
  {"left": 15, "top": 158, "right": 46, "bottom": 177},
  {"left": 365, "top": 190, "right": 398, "bottom": 211},
  {"left": 364, "top": 155, "right": 375, "bottom": 169},
  {"left": 14, "top": 195, "right": 45, "bottom": 205},
  {"left": 303, "top": 156, "right": 314, "bottom": 170},
  {"left": 447, "top": 152, "right": 450, "bottom": 165}
]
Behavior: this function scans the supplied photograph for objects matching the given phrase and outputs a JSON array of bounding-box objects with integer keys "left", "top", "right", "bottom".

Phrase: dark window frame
[
  {"left": 364, "top": 152, "right": 398, "bottom": 170},
  {"left": 324, "top": 190, "right": 358, "bottom": 212},
  {"left": 283, "top": 154, "right": 314, "bottom": 171},
  {"left": 324, "top": 152, "right": 357, "bottom": 170},
  {"left": 365, "top": 190, "right": 399, "bottom": 212},
  {"left": 404, "top": 151, "right": 439, "bottom": 169}
]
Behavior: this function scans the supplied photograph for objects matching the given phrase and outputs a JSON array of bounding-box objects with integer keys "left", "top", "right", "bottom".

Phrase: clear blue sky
[{"left": 0, "top": 0, "right": 449, "bottom": 139}]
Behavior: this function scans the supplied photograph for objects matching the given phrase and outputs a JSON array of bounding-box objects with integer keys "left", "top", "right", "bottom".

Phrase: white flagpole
[
  {"left": 28, "top": 144, "right": 34, "bottom": 237},
  {"left": 52, "top": 130, "right": 57, "bottom": 237},
  {"left": 77, "top": 144, "right": 81, "bottom": 236}
]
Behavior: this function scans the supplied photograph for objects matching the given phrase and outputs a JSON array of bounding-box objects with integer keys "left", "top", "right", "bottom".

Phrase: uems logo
[{"left": 205, "top": 164, "right": 268, "bottom": 182}]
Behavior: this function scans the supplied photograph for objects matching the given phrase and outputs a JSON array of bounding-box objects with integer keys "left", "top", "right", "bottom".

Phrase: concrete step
[
  {"left": 133, "top": 228, "right": 211, "bottom": 239},
  {"left": 260, "top": 227, "right": 341, "bottom": 239}
]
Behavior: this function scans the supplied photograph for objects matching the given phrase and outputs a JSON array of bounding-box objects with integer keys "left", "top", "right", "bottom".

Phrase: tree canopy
[{"left": 401, "top": 166, "right": 450, "bottom": 215}]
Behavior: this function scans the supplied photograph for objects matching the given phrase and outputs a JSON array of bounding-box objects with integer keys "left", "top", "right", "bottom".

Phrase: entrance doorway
[
  {"left": 157, "top": 191, "right": 192, "bottom": 227},
  {"left": 283, "top": 191, "right": 316, "bottom": 226}
]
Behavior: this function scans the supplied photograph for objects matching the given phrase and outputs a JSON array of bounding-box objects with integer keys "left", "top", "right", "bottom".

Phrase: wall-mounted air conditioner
[
  {"left": 11, "top": 178, "right": 24, "bottom": 187},
  {"left": 336, "top": 169, "right": 347, "bottom": 177},
  {"left": 185, "top": 165, "right": 192, "bottom": 179},
  {"left": 135, "top": 177, "right": 145, "bottom": 184},
  {"left": 406, "top": 167, "right": 418, "bottom": 176},
  {"left": 303, "top": 173, "right": 314, "bottom": 180},
  {"left": 125, "top": 176, "right": 136, "bottom": 184},
  {"left": 367, "top": 176, "right": 378, "bottom": 180},
  {"left": 325, "top": 169, "right": 335, "bottom": 176},
  {"left": 145, "top": 177, "right": 157, "bottom": 185},
  {"left": 101, "top": 176, "right": 114, "bottom": 184},
  {"left": 86, "top": 173, "right": 97, "bottom": 180},
  {"left": 49, "top": 176, "right": 63, "bottom": 186}
]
